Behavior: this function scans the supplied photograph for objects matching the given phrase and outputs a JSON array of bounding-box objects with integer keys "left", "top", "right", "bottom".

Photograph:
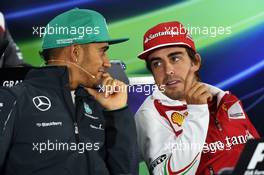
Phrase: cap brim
[
  {"left": 106, "top": 38, "right": 129, "bottom": 45},
  {"left": 138, "top": 42, "right": 192, "bottom": 60}
]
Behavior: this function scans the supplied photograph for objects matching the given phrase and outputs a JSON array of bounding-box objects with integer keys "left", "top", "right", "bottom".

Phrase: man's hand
[
  {"left": 184, "top": 69, "right": 212, "bottom": 104},
  {"left": 85, "top": 73, "right": 128, "bottom": 110}
]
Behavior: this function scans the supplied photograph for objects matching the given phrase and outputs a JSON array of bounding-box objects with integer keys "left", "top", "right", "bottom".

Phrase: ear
[
  {"left": 69, "top": 44, "right": 82, "bottom": 63},
  {"left": 191, "top": 53, "right": 201, "bottom": 72}
]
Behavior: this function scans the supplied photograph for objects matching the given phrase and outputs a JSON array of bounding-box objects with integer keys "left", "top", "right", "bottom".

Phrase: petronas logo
[{"left": 84, "top": 102, "right": 92, "bottom": 115}]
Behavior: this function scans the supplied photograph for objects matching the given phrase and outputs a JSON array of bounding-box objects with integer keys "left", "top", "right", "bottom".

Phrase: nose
[
  {"left": 103, "top": 56, "right": 111, "bottom": 68},
  {"left": 164, "top": 62, "right": 174, "bottom": 75}
]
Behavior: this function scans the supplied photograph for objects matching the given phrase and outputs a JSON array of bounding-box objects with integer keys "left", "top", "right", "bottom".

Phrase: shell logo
[{"left": 171, "top": 112, "right": 185, "bottom": 126}]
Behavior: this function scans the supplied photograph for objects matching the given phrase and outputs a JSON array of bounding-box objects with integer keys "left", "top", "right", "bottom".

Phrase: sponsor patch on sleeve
[
  {"left": 227, "top": 101, "right": 246, "bottom": 119},
  {"left": 150, "top": 154, "right": 167, "bottom": 171}
]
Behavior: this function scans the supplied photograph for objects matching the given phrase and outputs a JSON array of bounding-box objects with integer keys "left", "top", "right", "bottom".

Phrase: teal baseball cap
[{"left": 42, "top": 8, "right": 128, "bottom": 49}]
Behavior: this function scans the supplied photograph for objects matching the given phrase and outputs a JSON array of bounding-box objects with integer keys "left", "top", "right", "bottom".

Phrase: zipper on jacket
[
  {"left": 209, "top": 166, "right": 215, "bottom": 175},
  {"left": 74, "top": 122, "right": 79, "bottom": 143},
  {"left": 74, "top": 96, "right": 82, "bottom": 144},
  {"left": 214, "top": 117, "right": 223, "bottom": 131},
  {"left": 63, "top": 85, "right": 80, "bottom": 144}
]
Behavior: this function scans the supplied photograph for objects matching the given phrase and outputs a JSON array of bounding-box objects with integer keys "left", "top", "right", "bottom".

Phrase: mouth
[{"left": 165, "top": 80, "right": 182, "bottom": 87}]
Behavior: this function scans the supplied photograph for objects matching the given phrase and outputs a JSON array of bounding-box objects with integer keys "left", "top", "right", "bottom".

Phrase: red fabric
[
  {"left": 196, "top": 93, "right": 260, "bottom": 175},
  {"left": 138, "top": 21, "right": 196, "bottom": 59}
]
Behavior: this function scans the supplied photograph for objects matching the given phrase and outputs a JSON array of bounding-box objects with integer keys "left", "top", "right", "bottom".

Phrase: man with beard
[
  {"left": 135, "top": 21, "right": 259, "bottom": 175},
  {"left": 0, "top": 8, "right": 138, "bottom": 175}
]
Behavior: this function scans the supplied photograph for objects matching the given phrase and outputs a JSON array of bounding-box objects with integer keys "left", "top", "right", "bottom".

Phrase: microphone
[{"left": 48, "top": 59, "right": 96, "bottom": 79}]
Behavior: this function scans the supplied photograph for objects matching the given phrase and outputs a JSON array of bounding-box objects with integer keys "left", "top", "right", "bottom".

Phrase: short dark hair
[
  {"left": 39, "top": 48, "right": 64, "bottom": 64},
  {"left": 145, "top": 45, "right": 201, "bottom": 81}
]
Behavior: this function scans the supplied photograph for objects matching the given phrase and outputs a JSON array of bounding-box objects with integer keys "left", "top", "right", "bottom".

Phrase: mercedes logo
[{"left": 32, "top": 96, "right": 51, "bottom": 112}]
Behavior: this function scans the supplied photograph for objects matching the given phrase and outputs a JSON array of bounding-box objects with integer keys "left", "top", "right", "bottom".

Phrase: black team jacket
[{"left": 0, "top": 66, "right": 138, "bottom": 175}]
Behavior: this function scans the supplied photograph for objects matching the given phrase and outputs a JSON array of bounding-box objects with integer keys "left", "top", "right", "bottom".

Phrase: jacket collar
[
  {"left": 24, "top": 66, "right": 70, "bottom": 89},
  {"left": 152, "top": 87, "right": 184, "bottom": 106}
]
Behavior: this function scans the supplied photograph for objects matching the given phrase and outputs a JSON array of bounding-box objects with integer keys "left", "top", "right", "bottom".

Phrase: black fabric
[
  {"left": 0, "top": 66, "right": 138, "bottom": 175},
  {"left": 0, "top": 28, "right": 26, "bottom": 68}
]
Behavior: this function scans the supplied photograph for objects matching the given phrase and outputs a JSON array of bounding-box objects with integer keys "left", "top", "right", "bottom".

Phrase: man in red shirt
[{"left": 135, "top": 21, "right": 260, "bottom": 175}]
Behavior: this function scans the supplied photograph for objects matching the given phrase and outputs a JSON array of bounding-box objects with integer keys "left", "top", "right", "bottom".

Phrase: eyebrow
[
  {"left": 167, "top": 51, "right": 184, "bottom": 57},
  {"left": 149, "top": 57, "right": 161, "bottom": 64},
  {"left": 101, "top": 45, "right": 109, "bottom": 52},
  {"left": 149, "top": 51, "right": 184, "bottom": 63}
]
